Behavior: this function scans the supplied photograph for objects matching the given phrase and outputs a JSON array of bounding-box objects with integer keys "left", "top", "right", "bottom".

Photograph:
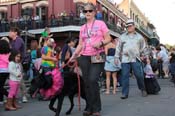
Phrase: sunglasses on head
[{"left": 83, "top": 10, "right": 93, "bottom": 13}]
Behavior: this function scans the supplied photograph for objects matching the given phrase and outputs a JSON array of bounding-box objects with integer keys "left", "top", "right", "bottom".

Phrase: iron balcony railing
[{"left": 0, "top": 16, "right": 124, "bottom": 34}]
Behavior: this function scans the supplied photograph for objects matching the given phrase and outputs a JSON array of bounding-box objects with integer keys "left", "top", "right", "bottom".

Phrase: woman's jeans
[
  {"left": 78, "top": 55, "right": 104, "bottom": 112},
  {"left": 121, "top": 60, "right": 146, "bottom": 96}
]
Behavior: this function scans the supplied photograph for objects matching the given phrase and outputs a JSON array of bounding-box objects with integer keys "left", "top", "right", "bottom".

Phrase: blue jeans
[{"left": 121, "top": 60, "right": 145, "bottom": 96}]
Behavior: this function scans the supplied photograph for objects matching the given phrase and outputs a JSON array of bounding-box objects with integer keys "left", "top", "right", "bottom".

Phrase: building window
[
  {"left": 0, "top": 12, "right": 7, "bottom": 19},
  {"left": 135, "top": 15, "right": 138, "bottom": 23},
  {"left": 21, "top": 8, "right": 33, "bottom": 16},
  {"left": 132, "top": 13, "right": 135, "bottom": 21},
  {"left": 36, "top": 6, "right": 48, "bottom": 20},
  {"left": 130, "top": 10, "right": 132, "bottom": 19}
]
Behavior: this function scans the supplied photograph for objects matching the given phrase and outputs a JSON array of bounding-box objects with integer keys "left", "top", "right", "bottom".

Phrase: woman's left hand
[{"left": 93, "top": 42, "right": 102, "bottom": 49}]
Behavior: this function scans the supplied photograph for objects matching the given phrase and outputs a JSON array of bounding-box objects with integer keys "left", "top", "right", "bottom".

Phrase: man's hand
[
  {"left": 123, "top": 52, "right": 129, "bottom": 56},
  {"left": 114, "top": 58, "right": 120, "bottom": 65}
]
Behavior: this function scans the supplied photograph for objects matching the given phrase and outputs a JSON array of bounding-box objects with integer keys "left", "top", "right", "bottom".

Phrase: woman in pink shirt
[
  {"left": 0, "top": 39, "right": 10, "bottom": 105},
  {"left": 70, "top": 3, "right": 111, "bottom": 116}
]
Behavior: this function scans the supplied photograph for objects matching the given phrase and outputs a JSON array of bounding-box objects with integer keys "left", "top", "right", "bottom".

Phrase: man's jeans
[{"left": 121, "top": 60, "right": 145, "bottom": 96}]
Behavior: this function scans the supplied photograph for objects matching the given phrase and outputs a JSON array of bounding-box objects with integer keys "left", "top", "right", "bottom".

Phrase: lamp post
[{"left": 24, "top": 26, "right": 28, "bottom": 54}]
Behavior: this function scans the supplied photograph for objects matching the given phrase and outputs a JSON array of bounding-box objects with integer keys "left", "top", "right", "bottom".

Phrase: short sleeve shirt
[
  {"left": 79, "top": 20, "right": 109, "bottom": 56},
  {"left": 41, "top": 46, "right": 55, "bottom": 67}
]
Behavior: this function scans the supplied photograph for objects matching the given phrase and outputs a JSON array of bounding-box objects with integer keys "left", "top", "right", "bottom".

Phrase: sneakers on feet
[
  {"left": 141, "top": 90, "right": 147, "bottom": 97},
  {"left": 0, "top": 101, "right": 4, "bottom": 105},
  {"left": 22, "top": 96, "right": 28, "bottom": 103},
  {"left": 91, "top": 112, "right": 101, "bottom": 116},
  {"left": 120, "top": 95, "right": 128, "bottom": 99},
  {"left": 83, "top": 111, "right": 92, "bottom": 116}
]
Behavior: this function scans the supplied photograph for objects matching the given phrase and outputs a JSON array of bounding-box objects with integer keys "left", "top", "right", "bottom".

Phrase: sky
[{"left": 114, "top": 0, "right": 175, "bottom": 45}]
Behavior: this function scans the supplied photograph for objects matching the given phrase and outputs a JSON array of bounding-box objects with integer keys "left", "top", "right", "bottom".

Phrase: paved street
[{"left": 0, "top": 79, "right": 175, "bottom": 116}]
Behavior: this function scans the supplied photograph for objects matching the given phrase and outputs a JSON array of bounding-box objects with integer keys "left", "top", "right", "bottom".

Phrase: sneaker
[
  {"left": 141, "top": 90, "right": 147, "bottom": 97},
  {"left": 22, "top": 96, "right": 28, "bottom": 103},
  {"left": 91, "top": 112, "right": 101, "bottom": 116},
  {"left": 120, "top": 95, "right": 128, "bottom": 99},
  {"left": 0, "top": 101, "right": 4, "bottom": 105},
  {"left": 83, "top": 111, "right": 92, "bottom": 116}
]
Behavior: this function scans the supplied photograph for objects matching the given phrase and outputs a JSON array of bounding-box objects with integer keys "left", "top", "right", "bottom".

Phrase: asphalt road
[{"left": 0, "top": 79, "right": 175, "bottom": 116}]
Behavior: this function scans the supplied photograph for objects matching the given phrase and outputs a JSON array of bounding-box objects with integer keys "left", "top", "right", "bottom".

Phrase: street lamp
[{"left": 24, "top": 26, "right": 28, "bottom": 53}]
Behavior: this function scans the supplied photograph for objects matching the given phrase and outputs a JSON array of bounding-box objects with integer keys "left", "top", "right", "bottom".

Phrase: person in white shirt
[
  {"left": 5, "top": 51, "right": 23, "bottom": 111},
  {"left": 156, "top": 46, "right": 169, "bottom": 78}
]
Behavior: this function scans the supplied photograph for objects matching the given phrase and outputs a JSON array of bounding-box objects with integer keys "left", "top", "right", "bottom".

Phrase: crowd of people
[{"left": 0, "top": 2, "right": 174, "bottom": 116}]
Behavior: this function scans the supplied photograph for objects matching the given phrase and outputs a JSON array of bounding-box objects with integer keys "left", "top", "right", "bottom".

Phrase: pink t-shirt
[
  {"left": 0, "top": 54, "right": 9, "bottom": 69},
  {"left": 79, "top": 20, "right": 109, "bottom": 56}
]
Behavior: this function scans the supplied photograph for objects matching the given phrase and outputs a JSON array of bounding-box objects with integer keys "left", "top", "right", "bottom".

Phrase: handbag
[{"left": 91, "top": 52, "right": 105, "bottom": 63}]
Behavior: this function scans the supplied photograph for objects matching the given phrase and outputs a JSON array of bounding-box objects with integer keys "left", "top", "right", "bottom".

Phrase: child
[
  {"left": 143, "top": 57, "right": 161, "bottom": 94},
  {"left": 5, "top": 51, "right": 22, "bottom": 111},
  {"left": 144, "top": 57, "right": 155, "bottom": 78}
]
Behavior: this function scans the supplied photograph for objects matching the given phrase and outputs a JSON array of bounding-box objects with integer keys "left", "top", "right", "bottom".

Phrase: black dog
[{"left": 28, "top": 71, "right": 87, "bottom": 116}]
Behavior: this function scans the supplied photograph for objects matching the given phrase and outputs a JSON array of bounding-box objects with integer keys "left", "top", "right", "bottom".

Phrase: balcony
[
  {"left": 0, "top": 0, "right": 17, "bottom": 5},
  {"left": 136, "top": 25, "right": 151, "bottom": 38},
  {"left": 0, "top": 0, "right": 16, "bottom": 3},
  {"left": 0, "top": 16, "right": 123, "bottom": 36}
]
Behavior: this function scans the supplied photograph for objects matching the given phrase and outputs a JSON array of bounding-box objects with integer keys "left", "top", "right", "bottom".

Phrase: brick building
[{"left": 0, "top": 0, "right": 157, "bottom": 47}]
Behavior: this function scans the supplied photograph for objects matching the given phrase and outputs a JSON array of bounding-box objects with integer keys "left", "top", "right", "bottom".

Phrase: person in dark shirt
[
  {"left": 9, "top": 27, "right": 25, "bottom": 60},
  {"left": 60, "top": 38, "right": 77, "bottom": 72},
  {"left": 96, "top": 11, "right": 103, "bottom": 20},
  {"left": 169, "top": 52, "right": 175, "bottom": 83}
]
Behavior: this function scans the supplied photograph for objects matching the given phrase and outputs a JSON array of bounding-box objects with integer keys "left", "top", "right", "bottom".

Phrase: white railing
[{"left": 0, "top": 0, "right": 16, "bottom": 3}]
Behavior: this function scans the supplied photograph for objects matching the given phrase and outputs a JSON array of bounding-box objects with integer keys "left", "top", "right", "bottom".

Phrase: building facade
[
  {"left": 0, "top": 0, "right": 158, "bottom": 47},
  {"left": 118, "top": 0, "right": 159, "bottom": 46}
]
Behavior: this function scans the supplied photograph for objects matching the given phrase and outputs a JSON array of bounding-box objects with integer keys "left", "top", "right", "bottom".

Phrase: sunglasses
[
  {"left": 126, "top": 25, "right": 134, "bottom": 28},
  {"left": 83, "top": 10, "right": 93, "bottom": 13}
]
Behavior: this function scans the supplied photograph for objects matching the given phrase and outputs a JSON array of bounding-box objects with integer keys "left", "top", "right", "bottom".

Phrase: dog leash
[
  {"left": 32, "top": 88, "right": 39, "bottom": 98},
  {"left": 61, "top": 61, "right": 81, "bottom": 111},
  {"left": 74, "top": 61, "right": 81, "bottom": 111}
]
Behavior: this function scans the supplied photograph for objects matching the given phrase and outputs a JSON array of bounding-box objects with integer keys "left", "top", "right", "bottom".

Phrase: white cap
[
  {"left": 48, "top": 38, "right": 55, "bottom": 43},
  {"left": 126, "top": 19, "right": 135, "bottom": 27},
  {"left": 1, "top": 37, "right": 9, "bottom": 43}
]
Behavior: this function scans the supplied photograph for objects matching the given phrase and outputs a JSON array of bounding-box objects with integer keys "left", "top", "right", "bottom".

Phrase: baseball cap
[
  {"left": 48, "top": 38, "right": 55, "bottom": 43},
  {"left": 126, "top": 19, "right": 135, "bottom": 27}
]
